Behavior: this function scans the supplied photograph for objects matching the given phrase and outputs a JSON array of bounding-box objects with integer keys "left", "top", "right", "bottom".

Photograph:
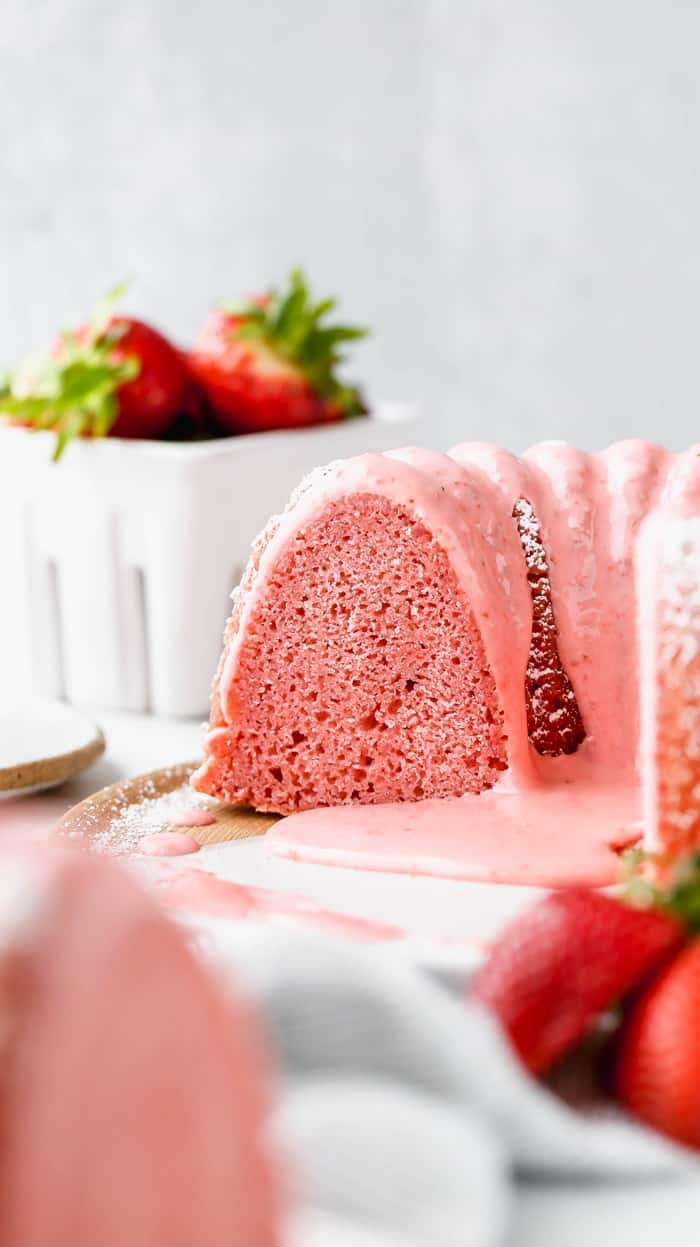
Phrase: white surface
[
  {"left": 0, "top": 405, "right": 414, "bottom": 719},
  {"left": 1, "top": 707, "right": 700, "bottom": 1238},
  {"left": 4, "top": 1, "right": 700, "bottom": 452}
]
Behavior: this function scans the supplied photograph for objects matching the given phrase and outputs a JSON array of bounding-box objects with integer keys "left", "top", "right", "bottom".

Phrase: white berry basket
[{"left": 0, "top": 405, "right": 416, "bottom": 717}]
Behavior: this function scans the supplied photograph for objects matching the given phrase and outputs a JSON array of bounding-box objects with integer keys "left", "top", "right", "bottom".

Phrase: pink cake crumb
[{"left": 194, "top": 494, "right": 507, "bottom": 813}]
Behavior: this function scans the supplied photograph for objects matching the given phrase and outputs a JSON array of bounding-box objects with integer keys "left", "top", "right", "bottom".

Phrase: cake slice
[
  {"left": 639, "top": 508, "right": 700, "bottom": 859},
  {"left": 0, "top": 850, "right": 278, "bottom": 1247},
  {"left": 192, "top": 453, "right": 533, "bottom": 814}
]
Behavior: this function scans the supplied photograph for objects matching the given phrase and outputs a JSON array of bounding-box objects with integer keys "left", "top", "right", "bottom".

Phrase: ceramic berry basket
[{"left": 0, "top": 407, "right": 415, "bottom": 717}]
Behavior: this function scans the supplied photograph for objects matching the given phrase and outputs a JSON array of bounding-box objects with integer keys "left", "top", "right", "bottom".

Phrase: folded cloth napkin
[{"left": 193, "top": 921, "right": 695, "bottom": 1247}]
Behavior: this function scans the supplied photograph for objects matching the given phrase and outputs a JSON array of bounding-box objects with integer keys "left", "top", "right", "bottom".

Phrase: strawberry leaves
[
  {"left": 0, "top": 285, "right": 140, "bottom": 461},
  {"left": 222, "top": 268, "right": 369, "bottom": 417},
  {"left": 623, "top": 848, "right": 700, "bottom": 934}
]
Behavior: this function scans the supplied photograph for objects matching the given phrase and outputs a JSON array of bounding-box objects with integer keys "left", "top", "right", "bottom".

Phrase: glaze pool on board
[
  {"left": 139, "top": 832, "right": 201, "bottom": 857},
  {"left": 266, "top": 774, "right": 641, "bottom": 888}
]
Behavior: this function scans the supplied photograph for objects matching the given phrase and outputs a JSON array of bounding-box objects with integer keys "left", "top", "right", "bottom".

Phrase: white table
[{"left": 3, "top": 709, "right": 700, "bottom": 1244}]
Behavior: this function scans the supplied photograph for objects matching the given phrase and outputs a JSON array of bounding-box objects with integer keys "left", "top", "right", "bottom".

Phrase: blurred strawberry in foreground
[
  {"left": 0, "top": 285, "right": 188, "bottom": 460},
  {"left": 472, "top": 889, "right": 681, "bottom": 1075},
  {"left": 615, "top": 938, "right": 700, "bottom": 1149},
  {"left": 613, "top": 937, "right": 698, "bottom": 1142},
  {"left": 189, "top": 268, "right": 369, "bottom": 435},
  {"left": 472, "top": 851, "right": 700, "bottom": 1151},
  {"left": 613, "top": 853, "right": 700, "bottom": 1148}
]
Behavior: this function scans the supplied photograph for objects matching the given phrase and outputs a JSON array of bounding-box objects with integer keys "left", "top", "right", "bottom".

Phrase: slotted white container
[{"left": 0, "top": 407, "right": 415, "bottom": 717}]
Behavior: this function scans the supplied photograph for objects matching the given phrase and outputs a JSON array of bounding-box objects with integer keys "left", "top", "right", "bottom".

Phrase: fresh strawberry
[
  {"left": 615, "top": 939, "right": 700, "bottom": 1147},
  {"left": 164, "top": 351, "right": 221, "bottom": 442},
  {"left": 188, "top": 268, "right": 368, "bottom": 435},
  {"left": 0, "top": 286, "right": 188, "bottom": 459},
  {"left": 472, "top": 889, "right": 681, "bottom": 1074}
]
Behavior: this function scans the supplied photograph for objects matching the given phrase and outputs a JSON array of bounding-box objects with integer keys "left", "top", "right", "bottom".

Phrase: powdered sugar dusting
[
  {"left": 64, "top": 772, "right": 216, "bottom": 857},
  {"left": 652, "top": 516, "right": 700, "bottom": 852}
]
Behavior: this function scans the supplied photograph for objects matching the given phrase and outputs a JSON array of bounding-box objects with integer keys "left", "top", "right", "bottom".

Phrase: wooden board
[
  {"left": 56, "top": 762, "right": 279, "bottom": 854},
  {"left": 0, "top": 729, "right": 105, "bottom": 794}
]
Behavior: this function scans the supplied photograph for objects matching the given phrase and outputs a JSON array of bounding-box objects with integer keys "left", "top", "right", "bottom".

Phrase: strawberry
[
  {"left": 615, "top": 939, "right": 700, "bottom": 1147},
  {"left": 0, "top": 286, "right": 188, "bottom": 460},
  {"left": 472, "top": 889, "right": 681, "bottom": 1074},
  {"left": 188, "top": 268, "right": 368, "bottom": 435}
]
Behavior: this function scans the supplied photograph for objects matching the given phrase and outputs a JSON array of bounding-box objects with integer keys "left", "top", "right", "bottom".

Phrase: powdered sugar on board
[
  {"left": 103, "top": 788, "right": 215, "bottom": 855},
  {"left": 58, "top": 767, "right": 224, "bottom": 857}
]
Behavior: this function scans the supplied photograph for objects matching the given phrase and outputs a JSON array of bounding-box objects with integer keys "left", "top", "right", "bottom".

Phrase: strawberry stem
[
  {"left": 623, "top": 848, "right": 700, "bottom": 933},
  {"left": 221, "top": 268, "right": 369, "bottom": 417}
]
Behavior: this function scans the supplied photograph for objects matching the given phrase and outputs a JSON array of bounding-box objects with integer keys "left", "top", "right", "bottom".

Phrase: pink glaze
[
  {"left": 195, "top": 441, "right": 700, "bottom": 885},
  {"left": 638, "top": 503, "right": 700, "bottom": 855},
  {"left": 267, "top": 773, "right": 641, "bottom": 888},
  {"left": 139, "top": 831, "right": 200, "bottom": 857},
  {"left": 451, "top": 439, "right": 675, "bottom": 775},
  {"left": 171, "top": 806, "right": 216, "bottom": 828},
  {"left": 0, "top": 850, "right": 279, "bottom": 1247},
  {"left": 155, "top": 869, "right": 402, "bottom": 941}
]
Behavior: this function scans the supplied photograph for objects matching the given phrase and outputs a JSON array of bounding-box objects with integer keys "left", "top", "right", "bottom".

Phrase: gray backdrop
[{"left": 2, "top": 0, "right": 699, "bottom": 451}]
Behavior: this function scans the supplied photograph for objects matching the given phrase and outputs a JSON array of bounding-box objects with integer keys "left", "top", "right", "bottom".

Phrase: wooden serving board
[{"left": 56, "top": 762, "right": 279, "bottom": 855}]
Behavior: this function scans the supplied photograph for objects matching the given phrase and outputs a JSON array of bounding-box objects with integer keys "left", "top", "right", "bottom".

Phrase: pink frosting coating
[
  {"left": 267, "top": 774, "right": 641, "bottom": 887},
  {"left": 638, "top": 492, "right": 700, "bottom": 856},
  {"left": 171, "top": 807, "right": 216, "bottom": 828}
]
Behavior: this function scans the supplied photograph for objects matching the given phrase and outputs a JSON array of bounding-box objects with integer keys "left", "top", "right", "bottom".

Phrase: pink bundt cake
[
  {"left": 639, "top": 508, "right": 700, "bottom": 860},
  {"left": 0, "top": 850, "right": 279, "bottom": 1247},
  {"left": 193, "top": 441, "right": 700, "bottom": 846}
]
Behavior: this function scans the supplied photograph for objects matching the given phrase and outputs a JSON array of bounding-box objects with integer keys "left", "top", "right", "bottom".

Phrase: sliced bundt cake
[{"left": 194, "top": 441, "right": 700, "bottom": 831}]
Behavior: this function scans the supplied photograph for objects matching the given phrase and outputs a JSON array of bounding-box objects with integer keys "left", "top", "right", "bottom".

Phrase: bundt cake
[
  {"left": 192, "top": 441, "right": 700, "bottom": 882},
  {"left": 638, "top": 505, "right": 700, "bottom": 862},
  {"left": 0, "top": 850, "right": 278, "bottom": 1247}
]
